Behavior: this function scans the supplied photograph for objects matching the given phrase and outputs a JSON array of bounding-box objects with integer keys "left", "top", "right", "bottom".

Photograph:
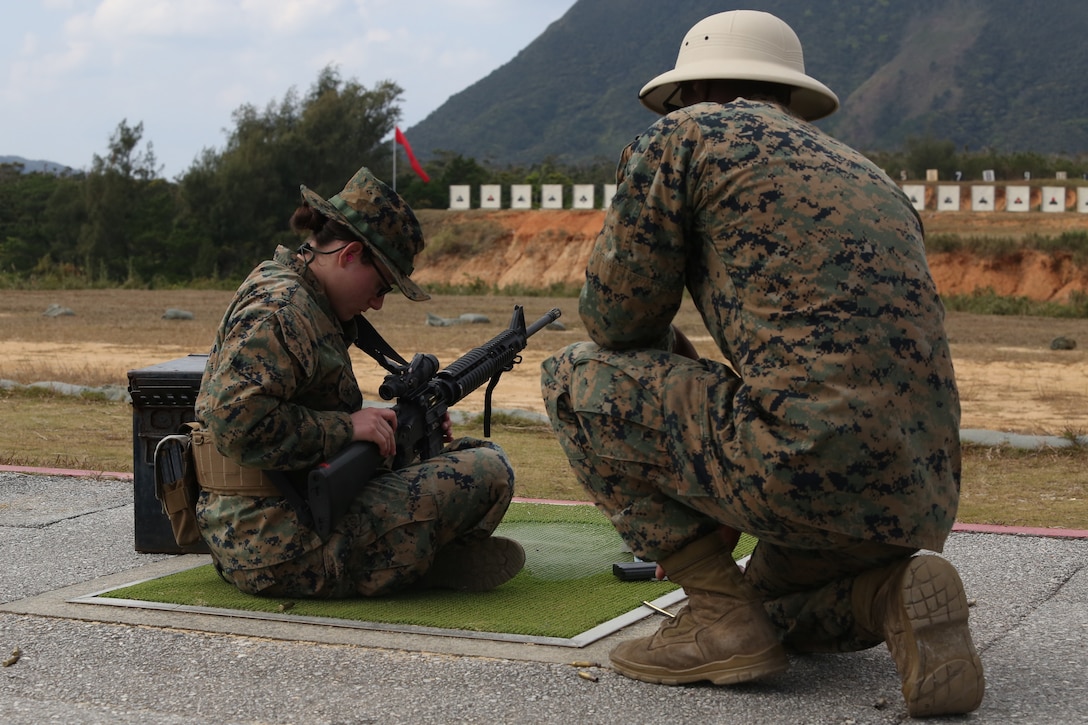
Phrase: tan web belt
[{"left": 190, "top": 426, "right": 282, "bottom": 497}]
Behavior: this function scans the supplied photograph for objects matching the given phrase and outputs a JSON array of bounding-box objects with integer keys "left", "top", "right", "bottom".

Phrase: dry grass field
[
  {"left": 2, "top": 288, "right": 1087, "bottom": 431},
  {"left": 1, "top": 287, "right": 1086, "bottom": 529}
]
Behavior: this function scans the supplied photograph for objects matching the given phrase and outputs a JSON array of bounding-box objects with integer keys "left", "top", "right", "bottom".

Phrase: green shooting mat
[{"left": 82, "top": 502, "right": 757, "bottom": 647}]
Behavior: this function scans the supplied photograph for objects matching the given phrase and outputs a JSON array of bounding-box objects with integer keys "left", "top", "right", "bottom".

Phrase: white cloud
[
  {"left": 85, "top": 0, "right": 337, "bottom": 38},
  {"left": 0, "top": 1, "right": 575, "bottom": 176}
]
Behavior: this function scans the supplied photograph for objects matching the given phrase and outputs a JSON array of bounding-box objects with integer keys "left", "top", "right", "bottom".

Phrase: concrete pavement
[{"left": 1, "top": 469, "right": 1086, "bottom": 724}]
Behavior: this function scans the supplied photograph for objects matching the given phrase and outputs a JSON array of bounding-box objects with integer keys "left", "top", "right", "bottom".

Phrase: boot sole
[
  {"left": 423, "top": 537, "right": 526, "bottom": 591},
  {"left": 890, "top": 556, "right": 985, "bottom": 716},
  {"left": 611, "top": 645, "right": 789, "bottom": 686}
]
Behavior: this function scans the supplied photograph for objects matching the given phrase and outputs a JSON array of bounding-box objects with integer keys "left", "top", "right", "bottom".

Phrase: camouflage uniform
[
  {"left": 197, "top": 246, "right": 514, "bottom": 598},
  {"left": 542, "top": 100, "right": 961, "bottom": 651}
]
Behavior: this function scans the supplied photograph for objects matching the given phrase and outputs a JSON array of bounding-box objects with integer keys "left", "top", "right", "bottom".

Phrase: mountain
[
  {"left": 1, "top": 155, "right": 75, "bottom": 174},
  {"left": 405, "top": 0, "right": 1088, "bottom": 166}
]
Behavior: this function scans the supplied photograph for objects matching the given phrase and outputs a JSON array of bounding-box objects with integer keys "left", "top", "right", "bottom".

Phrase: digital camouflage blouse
[{"left": 579, "top": 99, "right": 961, "bottom": 551}]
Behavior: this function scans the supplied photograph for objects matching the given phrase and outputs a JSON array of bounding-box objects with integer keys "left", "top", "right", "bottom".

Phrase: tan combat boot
[
  {"left": 418, "top": 535, "right": 525, "bottom": 591},
  {"left": 853, "top": 555, "right": 985, "bottom": 717},
  {"left": 610, "top": 534, "right": 788, "bottom": 685}
]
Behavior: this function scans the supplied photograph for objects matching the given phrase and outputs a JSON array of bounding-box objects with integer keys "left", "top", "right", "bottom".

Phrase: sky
[{"left": 1, "top": 0, "right": 577, "bottom": 179}]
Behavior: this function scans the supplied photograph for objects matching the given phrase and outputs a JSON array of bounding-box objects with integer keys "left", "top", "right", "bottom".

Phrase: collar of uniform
[
  {"left": 274, "top": 245, "right": 320, "bottom": 291},
  {"left": 272, "top": 244, "right": 340, "bottom": 328}
]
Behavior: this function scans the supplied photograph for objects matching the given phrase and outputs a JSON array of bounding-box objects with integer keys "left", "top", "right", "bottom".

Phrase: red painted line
[
  {"left": 0, "top": 464, "right": 132, "bottom": 480},
  {"left": 3, "top": 469, "right": 1084, "bottom": 540},
  {"left": 952, "top": 522, "right": 1088, "bottom": 539}
]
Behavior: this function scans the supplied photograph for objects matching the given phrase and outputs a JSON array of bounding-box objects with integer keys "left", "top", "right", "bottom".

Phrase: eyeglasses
[{"left": 373, "top": 261, "right": 395, "bottom": 298}]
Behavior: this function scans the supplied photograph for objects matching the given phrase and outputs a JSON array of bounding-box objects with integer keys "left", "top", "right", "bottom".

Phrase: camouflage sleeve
[
  {"left": 580, "top": 116, "right": 702, "bottom": 350},
  {"left": 199, "top": 305, "right": 354, "bottom": 471}
]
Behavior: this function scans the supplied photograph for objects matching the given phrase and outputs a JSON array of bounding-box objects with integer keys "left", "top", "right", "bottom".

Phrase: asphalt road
[{"left": 1, "top": 471, "right": 1086, "bottom": 724}]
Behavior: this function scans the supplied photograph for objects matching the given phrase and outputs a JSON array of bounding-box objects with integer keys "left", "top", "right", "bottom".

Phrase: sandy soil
[
  {"left": 4, "top": 339, "right": 1085, "bottom": 436},
  {"left": 2, "top": 209, "right": 1086, "bottom": 436},
  {"left": 3, "top": 306, "right": 1085, "bottom": 438}
]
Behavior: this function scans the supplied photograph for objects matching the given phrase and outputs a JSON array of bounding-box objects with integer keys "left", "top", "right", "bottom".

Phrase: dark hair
[
  {"left": 712, "top": 79, "right": 792, "bottom": 107},
  {"left": 289, "top": 205, "right": 371, "bottom": 256}
]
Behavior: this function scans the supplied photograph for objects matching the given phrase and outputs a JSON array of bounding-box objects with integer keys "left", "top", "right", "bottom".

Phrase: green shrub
[{"left": 943, "top": 288, "right": 1088, "bottom": 318}]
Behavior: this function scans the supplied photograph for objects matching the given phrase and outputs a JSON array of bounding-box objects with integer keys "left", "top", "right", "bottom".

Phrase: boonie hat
[
  {"left": 639, "top": 10, "right": 839, "bottom": 121},
  {"left": 300, "top": 166, "right": 430, "bottom": 301}
]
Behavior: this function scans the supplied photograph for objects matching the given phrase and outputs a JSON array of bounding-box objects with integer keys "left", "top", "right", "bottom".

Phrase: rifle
[{"left": 307, "top": 305, "right": 561, "bottom": 538}]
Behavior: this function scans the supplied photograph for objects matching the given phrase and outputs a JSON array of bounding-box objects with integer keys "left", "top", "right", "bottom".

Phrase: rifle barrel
[{"left": 526, "top": 308, "right": 562, "bottom": 336}]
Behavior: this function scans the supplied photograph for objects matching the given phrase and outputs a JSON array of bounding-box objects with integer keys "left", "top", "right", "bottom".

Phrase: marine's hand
[
  {"left": 350, "top": 407, "right": 398, "bottom": 457},
  {"left": 442, "top": 412, "right": 454, "bottom": 444}
]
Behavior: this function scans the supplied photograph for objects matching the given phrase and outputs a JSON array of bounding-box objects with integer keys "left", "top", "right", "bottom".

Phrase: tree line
[{"left": 2, "top": 67, "right": 1085, "bottom": 289}]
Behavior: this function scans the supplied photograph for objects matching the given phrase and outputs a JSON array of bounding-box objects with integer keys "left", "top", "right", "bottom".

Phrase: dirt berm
[{"left": 414, "top": 209, "right": 1088, "bottom": 301}]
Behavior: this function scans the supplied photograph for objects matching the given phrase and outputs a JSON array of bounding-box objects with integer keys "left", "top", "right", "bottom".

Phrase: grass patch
[
  {"left": 942, "top": 288, "right": 1088, "bottom": 318},
  {"left": 457, "top": 412, "right": 581, "bottom": 500},
  {"left": 927, "top": 234, "right": 1021, "bottom": 256},
  {"left": 97, "top": 503, "right": 759, "bottom": 640},
  {"left": 101, "top": 562, "right": 677, "bottom": 640},
  {"left": 3, "top": 393, "right": 1087, "bottom": 530},
  {"left": 417, "top": 279, "right": 583, "bottom": 297},
  {"left": 959, "top": 443, "right": 1088, "bottom": 529},
  {"left": 0, "top": 389, "right": 132, "bottom": 471},
  {"left": 0, "top": 358, "right": 127, "bottom": 388},
  {"left": 417, "top": 215, "right": 510, "bottom": 260},
  {"left": 926, "top": 231, "right": 1088, "bottom": 265}
]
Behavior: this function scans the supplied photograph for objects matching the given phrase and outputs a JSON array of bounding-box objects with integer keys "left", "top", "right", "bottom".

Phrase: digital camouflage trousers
[
  {"left": 541, "top": 342, "right": 916, "bottom": 651},
  {"left": 204, "top": 437, "right": 515, "bottom": 598}
]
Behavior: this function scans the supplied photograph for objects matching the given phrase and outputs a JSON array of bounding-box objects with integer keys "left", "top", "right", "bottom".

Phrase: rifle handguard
[{"left": 306, "top": 305, "right": 562, "bottom": 539}]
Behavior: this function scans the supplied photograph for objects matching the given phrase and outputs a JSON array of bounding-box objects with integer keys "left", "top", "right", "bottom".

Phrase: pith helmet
[
  {"left": 300, "top": 166, "right": 430, "bottom": 301},
  {"left": 639, "top": 10, "right": 839, "bottom": 121}
]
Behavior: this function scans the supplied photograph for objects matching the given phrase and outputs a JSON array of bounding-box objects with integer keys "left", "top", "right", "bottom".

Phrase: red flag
[{"left": 395, "top": 127, "right": 430, "bottom": 183}]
